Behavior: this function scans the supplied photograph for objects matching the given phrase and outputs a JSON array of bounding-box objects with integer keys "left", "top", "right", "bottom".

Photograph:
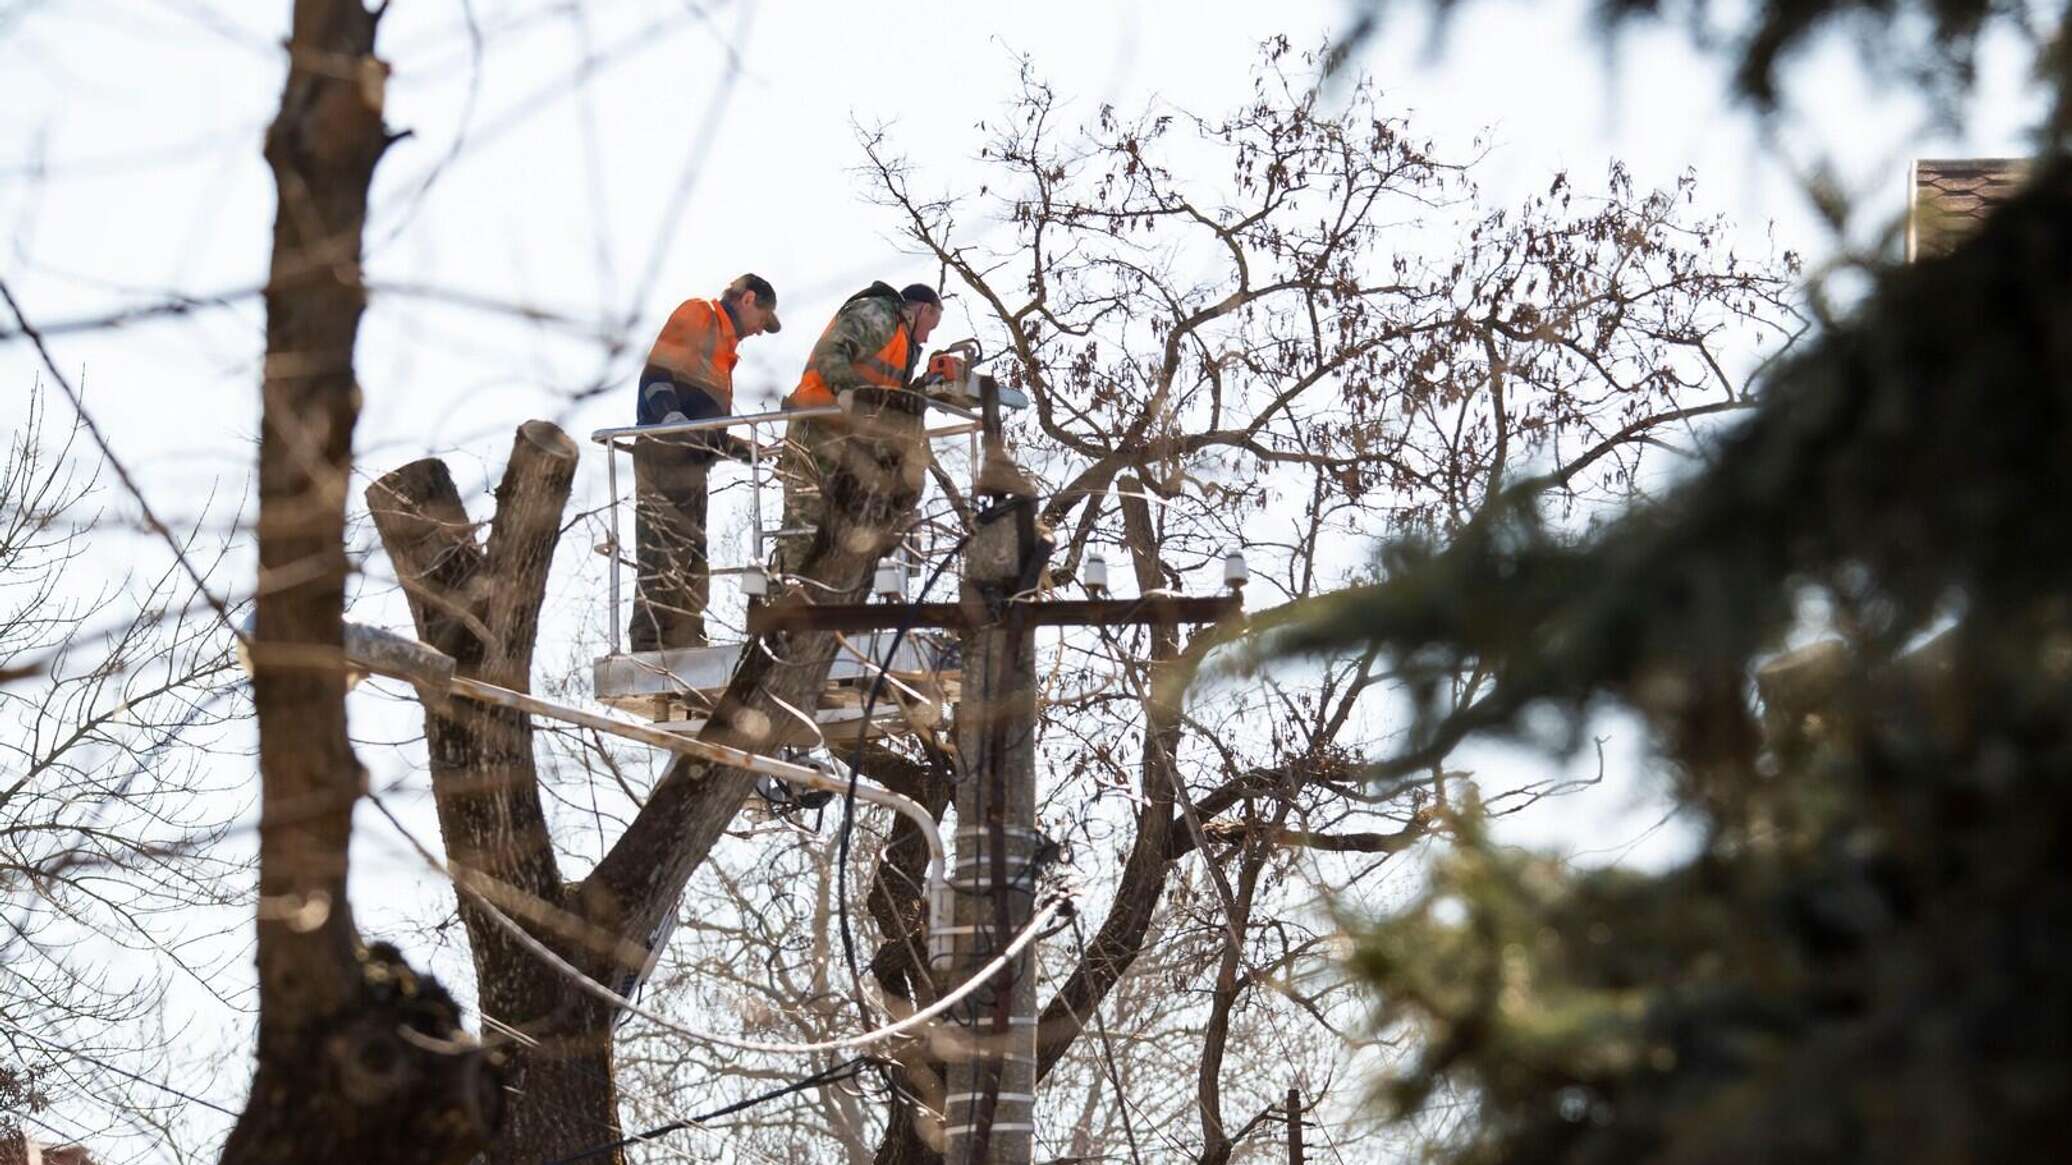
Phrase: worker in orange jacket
[
  {"left": 631, "top": 273, "right": 781, "bottom": 652},
  {"left": 773, "top": 282, "right": 943, "bottom": 581}
]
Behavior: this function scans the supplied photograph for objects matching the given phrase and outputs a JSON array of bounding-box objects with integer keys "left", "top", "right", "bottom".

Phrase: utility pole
[
  {"left": 1287, "top": 1085, "right": 1304, "bottom": 1165},
  {"left": 749, "top": 539, "right": 1235, "bottom": 1162},
  {"left": 941, "top": 425, "right": 1049, "bottom": 1164}
]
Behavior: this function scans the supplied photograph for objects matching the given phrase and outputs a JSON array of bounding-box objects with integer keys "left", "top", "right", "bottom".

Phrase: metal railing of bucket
[{"left": 588, "top": 402, "right": 983, "bottom": 653}]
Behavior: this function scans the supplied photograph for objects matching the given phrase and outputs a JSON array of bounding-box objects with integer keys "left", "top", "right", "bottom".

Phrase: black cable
[
  {"left": 833, "top": 522, "right": 979, "bottom": 1031},
  {"left": 543, "top": 1056, "right": 871, "bottom": 1165},
  {"left": 827, "top": 502, "right": 1023, "bottom": 1125}
]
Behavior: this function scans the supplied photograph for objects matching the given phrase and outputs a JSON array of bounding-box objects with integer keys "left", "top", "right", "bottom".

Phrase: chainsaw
[{"left": 915, "top": 338, "right": 1029, "bottom": 412}]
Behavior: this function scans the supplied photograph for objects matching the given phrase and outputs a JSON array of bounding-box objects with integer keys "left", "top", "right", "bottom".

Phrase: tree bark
[
  {"left": 1195, "top": 809, "right": 1281, "bottom": 1165},
  {"left": 364, "top": 395, "right": 931, "bottom": 1164},
  {"left": 862, "top": 744, "right": 951, "bottom": 1005},
  {"left": 1034, "top": 477, "right": 1182, "bottom": 1078},
  {"left": 366, "top": 422, "right": 615, "bottom": 1165},
  {"left": 224, "top": 4, "right": 499, "bottom": 1162}
]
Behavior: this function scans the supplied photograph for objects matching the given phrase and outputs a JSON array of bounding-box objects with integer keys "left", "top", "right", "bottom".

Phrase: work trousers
[
  {"left": 773, "top": 415, "right": 846, "bottom": 584},
  {"left": 631, "top": 436, "right": 711, "bottom": 652}
]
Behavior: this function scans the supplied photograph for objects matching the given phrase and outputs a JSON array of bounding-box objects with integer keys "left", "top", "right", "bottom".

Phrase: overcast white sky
[
  {"left": 2, "top": 0, "right": 2042, "bottom": 481},
  {"left": 0, "top": 0, "right": 2040, "bottom": 640},
  {"left": 2, "top": 0, "right": 2043, "bottom": 1012},
  {"left": 0, "top": 0, "right": 2049, "bottom": 1152}
]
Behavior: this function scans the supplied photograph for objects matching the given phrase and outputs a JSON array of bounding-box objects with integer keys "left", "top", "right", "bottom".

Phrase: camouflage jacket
[{"left": 790, "top": 282, "right": 919, "bottom": 405}]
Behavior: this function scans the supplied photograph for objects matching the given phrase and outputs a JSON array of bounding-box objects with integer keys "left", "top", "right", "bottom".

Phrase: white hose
[
  {"left": 443, "top": 674, "right": 948, "bottom": 913},
  {"left": 329, "top": 622, "right": 944, "bottom": 902},
  {"left": 370, "top": 794, "right": 1063, "bottom": 1056}
]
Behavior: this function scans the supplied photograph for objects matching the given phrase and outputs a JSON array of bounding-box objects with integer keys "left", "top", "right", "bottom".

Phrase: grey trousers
[{"left": 631, "top": 437, "right": 711, "bottom": 652}]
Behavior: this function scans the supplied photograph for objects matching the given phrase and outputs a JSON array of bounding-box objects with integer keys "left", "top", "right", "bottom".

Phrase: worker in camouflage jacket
[
  {"left": 774, "top": 282, "right": 944, "bottom": 580},
  {"left": 631, "top": 272, "right": 781, "bottom": 652}
]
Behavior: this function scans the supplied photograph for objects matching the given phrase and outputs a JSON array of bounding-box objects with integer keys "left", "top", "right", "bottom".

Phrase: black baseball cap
[
  {"left": 729, "top": 273, "right": 782, "bottom": 333},
  {"left": 900, "top": 283, "right": 942, "bottom": 309}
]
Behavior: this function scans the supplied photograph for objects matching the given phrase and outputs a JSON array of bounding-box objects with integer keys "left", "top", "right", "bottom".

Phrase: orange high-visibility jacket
[
  {"left": 789, "top": 292, "right": 915, "bottom": 408},
  {"left": 646, "top": 298, "right": 740, "bottom": 409}
]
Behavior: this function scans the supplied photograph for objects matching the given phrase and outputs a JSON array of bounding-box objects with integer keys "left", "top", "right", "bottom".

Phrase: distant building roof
[
  {"left": 1, "top": 1132, "right": 99, "bottom": 1165},
  {"left": 1908, "top": 158, "right": 2033, "bottom": 261}
]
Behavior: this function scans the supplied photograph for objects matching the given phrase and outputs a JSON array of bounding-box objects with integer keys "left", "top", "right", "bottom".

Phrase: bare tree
[
  {"left": 222, "top": 3, "right": 499, "bottom": 1161},
  {"left": 0, "top": 0, "right": 909, "bottom": 1161},
  {"left": 0, "top": 11, "right": 1801, "bottom": 1161},
  {"left": 0, "top": 387, "right": 244, "bottom": 1162},
  {"left": 360, "top": 381, "right": 930, "bottom": 1163},
  {"left": 833, "top": 39, "right": 1798, "bottom": 1163},
  {"left": 494, "top": 39, "right": 1798, "bottom": 1165}
]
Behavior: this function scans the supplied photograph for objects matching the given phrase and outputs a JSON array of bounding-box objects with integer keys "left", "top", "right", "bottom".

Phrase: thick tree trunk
[
  {"left": 863, "top": 745, "right": 955, "bottom": 1164},
  {"left": 365, "top": 395, "right": 930, "bottom": 1164},
  {"left": 1033, "top": 477, "right": 1183, "bottom": 1078},
  {"left": 224, "top": 4, "right": 499, "bottom": 1163},
  {"left": 863, "top": 744, "right": 951, "bottom": 1006},
  {"left": 874, "top": 1118, "right": 947, "bottom": 1165},
  {"left": 368, "top": 423, "right": 626, "bottom": 1165}
]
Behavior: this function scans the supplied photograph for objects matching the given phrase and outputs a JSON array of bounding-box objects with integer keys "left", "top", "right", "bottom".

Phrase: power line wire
[
  {"left": 542, "top": 1053, "right": 866, "bottom": 1160},
  {"left": 0, "top": 276, "right": 238, "bottom": 635},
  {"left": 543, "top": 1055, "right": 870, "bottom": 1165},
  {"left": 1064, "top": 913, "right": 1146, "bottom": 1165},
  {"left": 817, "top": 516, "right": 975, "bottom": 1125}
]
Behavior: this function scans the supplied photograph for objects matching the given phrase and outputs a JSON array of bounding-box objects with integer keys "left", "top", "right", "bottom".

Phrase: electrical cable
[
  {"left": 365, "top": 791, "right": 1065, "bottom": 1056},
  {"left": 831, "top": 523, "right": 978, "bottom": 1032},
  {"left": 543, "top": 1055, "right": 871, "bottom": 1165}
]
